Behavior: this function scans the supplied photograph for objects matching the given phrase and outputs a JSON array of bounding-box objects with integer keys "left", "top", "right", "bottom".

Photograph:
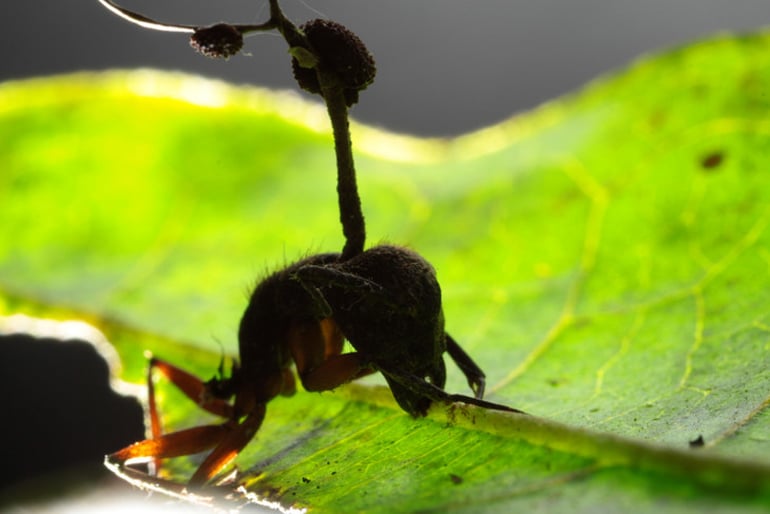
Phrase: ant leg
[
  {"left": 289, "top": 318, "right": 374, "bottom": 392},
  {"left": 148, "top": 357, "right": 235, "bottom": 421},
  {"left": 109, "top": 405, "right": 267, "bottom": 488},
  {"left": 188, "top": 405, "right": 267, "bottom": 488},
  {"left": 293, "top": 264, "right": 382, "bottom": 297},
  {"left": 287, "top": 318, "right": 343, "bottom": 374},
  {"left": 381, "top": 367, "right": 525, "bottom": 416},
  {"left": 299, "top": 353, "right": 375, "bottom": 391},
  {"left": 444, "top": 334, "right": 486, "bottom": 399},
  {"left": 143, "top": 357, "right": 236, "bottom": 474},
  {"left": 110, "top": 424, "right": 229, "bottom": 465}
]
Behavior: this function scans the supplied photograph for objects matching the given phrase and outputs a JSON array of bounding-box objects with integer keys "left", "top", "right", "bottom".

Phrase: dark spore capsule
[
  {"left": 190, "top": 23, "right": 243, "bottom": 59},
  {"left": 292, "top": 19, "right": 376, "bottom": 106}
]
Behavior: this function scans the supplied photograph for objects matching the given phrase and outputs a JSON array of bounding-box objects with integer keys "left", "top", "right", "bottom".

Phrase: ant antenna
[
  {"left": 98, "top": 0, "right": 372, "bottom": 260},
  {"left": 214, "top": 339, "right": 227, "bottom": 378}
]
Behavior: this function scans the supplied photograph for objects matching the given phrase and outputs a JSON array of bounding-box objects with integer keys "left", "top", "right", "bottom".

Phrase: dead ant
[
  {"left": 102, "top": 0, "right": 522, "bottom": 489},
  {"left": 109, "top": 245, "right": 521, "bottom": 487}
]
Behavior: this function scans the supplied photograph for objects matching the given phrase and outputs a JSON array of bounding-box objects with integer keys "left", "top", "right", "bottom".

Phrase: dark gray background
[{"left": 3, "top": 1, "right": 770, "bottom": 136}]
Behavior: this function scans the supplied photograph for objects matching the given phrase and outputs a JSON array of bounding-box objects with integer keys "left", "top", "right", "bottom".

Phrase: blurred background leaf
[{"left": 2, "top": 28, "right": 770, "bottom": 513}]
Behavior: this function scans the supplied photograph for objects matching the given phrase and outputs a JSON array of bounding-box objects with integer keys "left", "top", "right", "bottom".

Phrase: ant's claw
[{"left": 472, "top": 379, "right": 486, "bottom": 400}]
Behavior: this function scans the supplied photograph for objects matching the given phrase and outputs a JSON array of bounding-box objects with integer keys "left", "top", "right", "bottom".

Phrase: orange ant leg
[
  {"left": 288, "top": 318, "right": 375, "bottom": 392},
  {"left": 117, "top": 357, "right": 237, "bottom": 477},
  {"left": 148, "top": 357, "right": 235, "bottom": 421},
  {"left": 109, "top": 406, "right": 267, "bottom": 488},
  {"left": 110, "top": 424, "right": 229, "bottom": 464},
  {"left": 111, "top": 355, "right": 268, "bottom": 488},
  {"left": 188, "top": 405, "right": 266, "bottom": 487},
  {"left": 300, "top": 353, "right": 374, "bottom": 391}
]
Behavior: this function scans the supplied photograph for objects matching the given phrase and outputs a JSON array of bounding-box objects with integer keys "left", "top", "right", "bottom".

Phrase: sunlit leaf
[{"left": 2, "top": 28, "right": 770, "bottom": 513}]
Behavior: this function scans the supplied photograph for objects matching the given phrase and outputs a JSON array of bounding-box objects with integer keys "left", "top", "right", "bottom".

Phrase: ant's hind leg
[
  {"left": 381, "top": 367, "right": 525, "bottom": 416},
  {"left": 445, "top": 334, "right": 486, "bottom": 399}
]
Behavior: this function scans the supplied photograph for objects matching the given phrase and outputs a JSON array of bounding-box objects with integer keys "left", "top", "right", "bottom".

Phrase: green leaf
[{"left": 2, "top": 28, "right": 770, "bottom": 512}]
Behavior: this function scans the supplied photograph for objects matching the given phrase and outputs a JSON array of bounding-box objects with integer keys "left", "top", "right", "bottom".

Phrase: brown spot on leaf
[{"left": 700, "top": 151, "right": 725, "bottom": 171}]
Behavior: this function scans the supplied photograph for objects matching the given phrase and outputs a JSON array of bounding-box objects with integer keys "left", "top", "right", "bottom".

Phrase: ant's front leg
[
  {"left": 146, "top": 357, "right": 235, "bottom": 439},
  {"left": 107, "top": 356, "right": 245, "bottom": 485},
  {"left": 108, "top": 407, "right": 266, "bottom": 488},
  {"left": 150, "top": 357, "right": 236, "bottom": 474},
  {"left": 187, "top": 405, "right": 266, "bottom": 487}
]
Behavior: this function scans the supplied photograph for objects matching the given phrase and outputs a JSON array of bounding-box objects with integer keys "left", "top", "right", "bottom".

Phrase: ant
[
  {"left": 102, "top": 0, "right": 523, "bottom": 489},
  {"left": 109, "top": 246, "right": 521, "bottom": 487}
]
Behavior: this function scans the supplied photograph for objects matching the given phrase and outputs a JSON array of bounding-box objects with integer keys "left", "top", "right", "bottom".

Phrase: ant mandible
[{"left": 102, "top": 0, "right": 522, "bottom": 489}]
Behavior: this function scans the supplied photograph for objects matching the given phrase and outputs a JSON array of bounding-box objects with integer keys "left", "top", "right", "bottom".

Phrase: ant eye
[
  {"left": 292, "top": 19, "right": 376, "bottom": 106},
  {"left": 190, "top": 23, "right": 244, "bottom": 59}
]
